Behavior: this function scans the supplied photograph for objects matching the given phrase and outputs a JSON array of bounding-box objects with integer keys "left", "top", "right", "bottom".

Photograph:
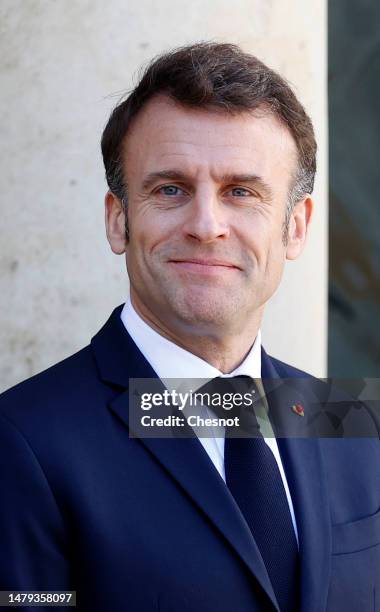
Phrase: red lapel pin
[{"left": 291, "top": 404, "right": 305, "bottom": 417}]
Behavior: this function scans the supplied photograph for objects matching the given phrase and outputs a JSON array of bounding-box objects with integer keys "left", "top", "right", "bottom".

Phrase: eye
[
  {"left": 157, "top": 185, "right": 186, "bottom": 196},
  {"left": 229, "top": 187, "right": 253, "bottom": 197}
]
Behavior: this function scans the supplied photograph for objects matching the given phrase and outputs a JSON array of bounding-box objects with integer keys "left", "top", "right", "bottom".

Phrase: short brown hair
[{"left": 101, "top": 42, "right": 316, "bottom": 215}]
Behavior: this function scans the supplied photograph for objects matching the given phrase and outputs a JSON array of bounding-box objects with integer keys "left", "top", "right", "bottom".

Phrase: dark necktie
[{"left": 200, "top": 376, "right": 300, "bottom": 612}]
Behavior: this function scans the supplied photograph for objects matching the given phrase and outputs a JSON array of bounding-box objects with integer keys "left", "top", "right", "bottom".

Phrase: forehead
[{"left": 123, "top": 94, "right": 298, "bottom": 184}]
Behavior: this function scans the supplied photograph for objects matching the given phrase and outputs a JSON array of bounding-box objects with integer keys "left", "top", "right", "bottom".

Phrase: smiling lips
[{"left": 169, "top": 259, "right": 240, "bottom": 274}]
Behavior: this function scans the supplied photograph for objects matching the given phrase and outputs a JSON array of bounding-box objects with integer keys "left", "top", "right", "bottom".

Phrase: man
[{"left": 0, "top": 43, "right": 379, "bottom": 612}]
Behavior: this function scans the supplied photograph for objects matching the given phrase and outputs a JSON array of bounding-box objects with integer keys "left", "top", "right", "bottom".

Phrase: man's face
[{"left": 106, "top": 95, "right": 311, "bottom": 339}]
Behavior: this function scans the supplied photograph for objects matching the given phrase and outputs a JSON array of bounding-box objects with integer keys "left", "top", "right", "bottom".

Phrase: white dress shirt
[{"left": 121, "top": 299, "right": 298, "bottom": 542}]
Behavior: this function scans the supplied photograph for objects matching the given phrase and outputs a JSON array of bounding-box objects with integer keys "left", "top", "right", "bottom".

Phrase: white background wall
[{"left": 0, "top": 0, "right": 327, "bottom": 391}]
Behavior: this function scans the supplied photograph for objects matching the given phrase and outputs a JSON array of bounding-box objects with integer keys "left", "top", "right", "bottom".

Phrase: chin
[{"left": 172, "top": 297, "right": 239, "bottom": 330}]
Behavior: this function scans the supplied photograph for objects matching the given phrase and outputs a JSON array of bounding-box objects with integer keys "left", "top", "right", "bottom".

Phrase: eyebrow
[
  {"left": 141, "top": 170, "right": 189, "bottom": 191},
  {"left": 220, "top": 173, "right": 273, "bottom": 199},
  {"left": 141, "top": 169, "right": 273, "bottom": 199}
]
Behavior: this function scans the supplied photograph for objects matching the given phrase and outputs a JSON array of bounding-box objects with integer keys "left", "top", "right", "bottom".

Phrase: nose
[{"left": 182, "top": 190, "right": 230, "bottom": 243}]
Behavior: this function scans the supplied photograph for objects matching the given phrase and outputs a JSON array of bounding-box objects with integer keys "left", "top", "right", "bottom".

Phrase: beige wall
[{"left": 0, "top": 0, "right": 327, "bottom": 391}]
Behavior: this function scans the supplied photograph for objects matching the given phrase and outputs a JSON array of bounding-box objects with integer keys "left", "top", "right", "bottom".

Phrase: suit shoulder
[
  {"left": 266, "top": 354, "right": 314, "bottom": 379},
  {"left": 0, "top": 345, "right": 99, "bottom": 422}
]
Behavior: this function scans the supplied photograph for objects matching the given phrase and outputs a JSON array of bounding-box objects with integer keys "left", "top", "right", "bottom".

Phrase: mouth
[{"left": 168, "top": 259, "right": 241, "bottom": 274}]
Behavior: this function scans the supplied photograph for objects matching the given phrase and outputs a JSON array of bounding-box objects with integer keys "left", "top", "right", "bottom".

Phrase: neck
[{"left": 130, "top": 297, "right": 263, "bottom": 374}]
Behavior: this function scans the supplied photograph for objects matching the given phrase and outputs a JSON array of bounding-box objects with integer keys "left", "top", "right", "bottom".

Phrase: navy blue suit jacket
[{"left": 0, "top": 305, "right": 379, "bottom": 611}]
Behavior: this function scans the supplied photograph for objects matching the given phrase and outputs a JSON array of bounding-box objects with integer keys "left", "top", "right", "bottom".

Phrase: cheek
[
  {"left": 247, "top": 222, "right": 286, "bottom": 277},
  {"left": 265, "top": 241, "right": 287, "bottom": 286},
  {"left": 240, "top": 218, "right": 281, "bottom": 260},
  {"left": 126, "top": 221, "right": 174, "bottom": 281},
  {"left": 129, "top": 207, "right": 181, "bottom": 254}
]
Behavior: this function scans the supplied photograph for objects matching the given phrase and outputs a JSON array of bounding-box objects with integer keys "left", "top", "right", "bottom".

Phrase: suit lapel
[
  {"left": 92, "top": 306, "right": 280, "bottom": 611},
  {"left": 261, "top": 349, "right": 332, "bottom": 612}
]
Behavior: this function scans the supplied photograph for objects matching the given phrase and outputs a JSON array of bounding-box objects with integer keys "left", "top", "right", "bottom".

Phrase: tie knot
[
  {"left": 199, "top": 375, "right": 256, "bottom": 394},
  {"left": 196, "top": 375, "right": 261, "bottom": 437}
]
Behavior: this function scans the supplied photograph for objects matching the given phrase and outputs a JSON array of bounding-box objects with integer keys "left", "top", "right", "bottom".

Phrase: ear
[
  {"left": 286, "top": 196, "right": 314, "bottom": 260},
  {"left": 105, "top": 191, "right": 127, "bottom": 254}
]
